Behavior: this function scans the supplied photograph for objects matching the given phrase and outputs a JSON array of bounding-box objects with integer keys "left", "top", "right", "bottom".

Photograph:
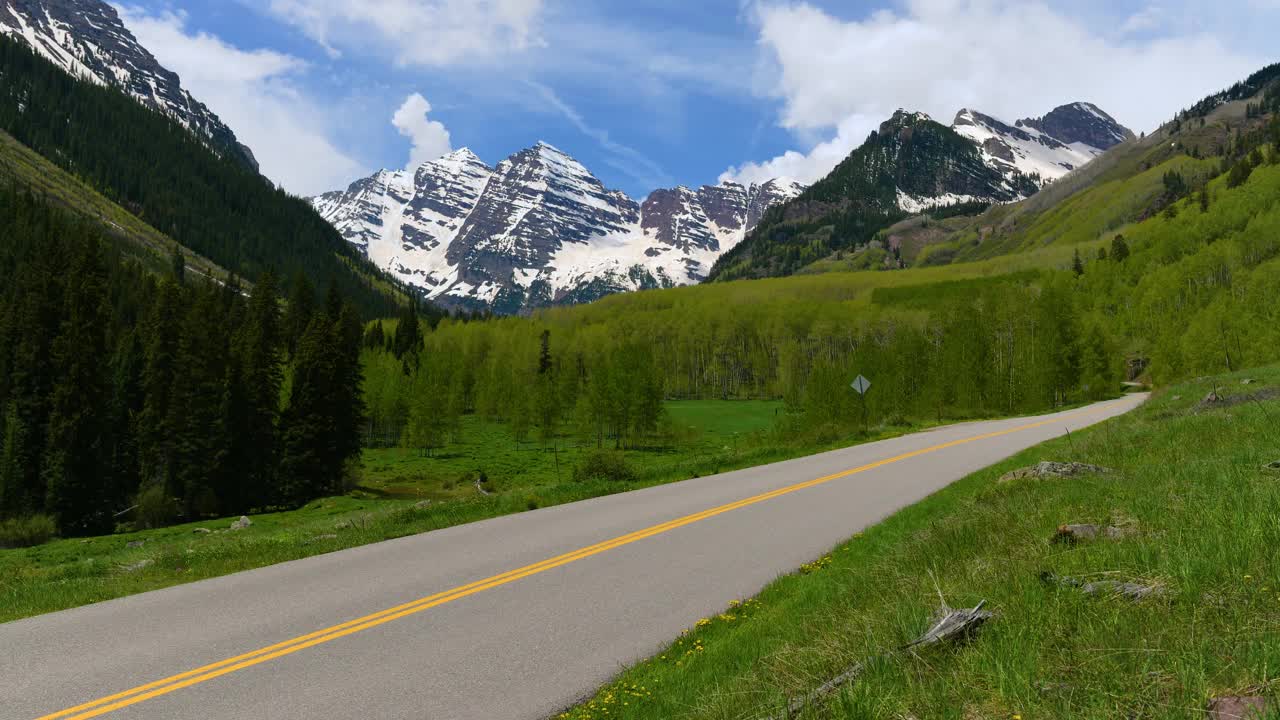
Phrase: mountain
[
  {"left": 312, "top": 143, "right": 803, "bottom": 313},
  {"left": 0, "top": 0, "right": 257, "bottom": 170},
  {"left": 708, "top": 102, "right": 1131, "bottom": 281},
  {"left": 0, "top": 33, "right": 407, "bottom": 318}
]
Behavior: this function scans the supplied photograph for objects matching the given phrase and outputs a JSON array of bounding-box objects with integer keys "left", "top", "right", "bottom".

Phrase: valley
[{"left": 0, "top": 1, "right": 1278, "bottom": 718}]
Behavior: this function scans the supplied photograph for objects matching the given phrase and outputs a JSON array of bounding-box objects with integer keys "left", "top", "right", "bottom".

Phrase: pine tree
[
  {"left": 282, "top": 272, "right": 315, "bottom": 358},
  {"left": 224, "top": 272, "right": 283, "bottom": 512},
  {"left": 1110, "top": 235, "right": 1130, "bottom": 262},
  {"left": 392, "top": 299, "right": 422, "bottom": 360},
  {"left": 43, "top": 236, "right": 112, "bottom": 534},
  {"left": 136, "top": 279, "right": 183, "bottom": 500},
  {"left": 1072, "top": 249, "right": 1085, "bottom": 276}
]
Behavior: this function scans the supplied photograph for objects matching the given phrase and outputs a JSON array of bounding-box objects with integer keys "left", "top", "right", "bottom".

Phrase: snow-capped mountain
[
  {"left": 709, "top": 102, "right": 1132, "bottom": 282},
  {"left": 0, "top": 0, "right": 257, "bottom": 169},
  {"left": 312, "top": 142, "right": 803, "bottom": 313},
  {"left": 951, "top": 102, "right": 1133, "bottom": 196}
]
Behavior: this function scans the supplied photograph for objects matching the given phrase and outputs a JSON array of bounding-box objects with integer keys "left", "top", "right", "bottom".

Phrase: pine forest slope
[
  {"left": 0, "top": 127, "right": 229, "bottom": 282},
  {"left": 0, "top": 35, "right": 405, "bottom": 317}
]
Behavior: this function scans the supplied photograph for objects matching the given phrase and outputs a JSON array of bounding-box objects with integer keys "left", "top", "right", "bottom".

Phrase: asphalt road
[{"left": 2, "top": 394, "right": 1145, "bottom": 720}]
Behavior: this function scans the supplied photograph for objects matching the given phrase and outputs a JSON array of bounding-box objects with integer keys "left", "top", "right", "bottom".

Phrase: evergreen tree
[
  {"left": 43, "top": 237, "right": 112, "bottom": 534},
  {"left": 1072, "top": 249, "right": 1085, "bottom": 276},
  {"left": 224, "top": 273, "right": 284, "bottom": 512},
  {"left": 1110, "top": 235, "right": 1130, "bottom": 262},
  {"left": 392, "top": 299, "right": 422, "bottom": 360}
]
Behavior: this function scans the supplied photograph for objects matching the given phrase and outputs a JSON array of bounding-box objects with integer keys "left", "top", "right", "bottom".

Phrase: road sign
[{"left": 850, "top": 375, "right": 871, "bottom": 395}]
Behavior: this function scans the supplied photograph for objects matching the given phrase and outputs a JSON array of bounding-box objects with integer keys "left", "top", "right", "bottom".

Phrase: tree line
[
  {"left": 0, "top": 186, "right": 365, "bottom": 535},
  {"left": 365, "top": 141, "right": 1280, "bottom": 452}
]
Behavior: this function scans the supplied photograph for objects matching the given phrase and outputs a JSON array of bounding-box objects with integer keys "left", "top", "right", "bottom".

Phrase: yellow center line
[{"left": 37, "top": 403, "right": 1113, "bottom": 720}]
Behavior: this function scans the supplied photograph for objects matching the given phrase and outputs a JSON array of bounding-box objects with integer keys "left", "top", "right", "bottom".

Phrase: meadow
[{"left": 3, "top": 398, "right": 960, "bottom": 623}]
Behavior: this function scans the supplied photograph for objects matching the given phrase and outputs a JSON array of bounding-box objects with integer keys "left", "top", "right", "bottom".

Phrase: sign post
[{"left": 850, "top": 374, "right": 871, "bottom": 434}]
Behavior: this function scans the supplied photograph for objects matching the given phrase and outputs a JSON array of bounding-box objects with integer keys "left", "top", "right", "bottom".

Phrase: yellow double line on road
[{"left": 38, "top": 404, "right": 1108, "bottom": 720}]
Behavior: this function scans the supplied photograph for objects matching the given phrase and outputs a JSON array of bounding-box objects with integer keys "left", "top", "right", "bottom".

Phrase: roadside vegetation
[
  {"left": 2, "top": 398, "right": 971, "bottom": 623},
  {"left": 559, "top": 367, "right": 1280, "bottom": 719}
]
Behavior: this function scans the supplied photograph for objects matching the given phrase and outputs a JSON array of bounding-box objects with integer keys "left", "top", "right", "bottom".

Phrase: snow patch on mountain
[
  {"left": 312, "top": 146, "right": 803, "bottom": 312},
  {"left": 0, "top": 0, "right": 257, "bottom": 169}
]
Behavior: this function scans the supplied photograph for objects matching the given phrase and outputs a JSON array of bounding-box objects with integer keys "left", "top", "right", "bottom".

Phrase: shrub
[
  {"left": 573, "top": 451, "right": 637, "bottom": 483},
  {"left": 0, "top": 514, "right": 58, "bottom": 548},
  {"left": 135, "top": 483, "right": 177, "bottom": 530}
]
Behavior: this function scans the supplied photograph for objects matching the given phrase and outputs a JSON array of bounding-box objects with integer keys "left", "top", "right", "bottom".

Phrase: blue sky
[{"left": 116, "top": 1, "right": 1279, "bottom": 198}]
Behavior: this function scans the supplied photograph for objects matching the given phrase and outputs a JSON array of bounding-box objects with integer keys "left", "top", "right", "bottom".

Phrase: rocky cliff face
[
  {"left": 0, "top": 0, "right": 257, "bottom": 169},
  {"left": 312, "top": 143, "right": 802, "bottom": 313}
]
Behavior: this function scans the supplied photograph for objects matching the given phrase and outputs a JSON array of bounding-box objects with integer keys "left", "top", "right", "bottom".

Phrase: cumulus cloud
[
  {"left": 261, "top": 0, "right": 544, "bottom": 66},
  {"left": 392, "top": 93, "right": 453, "bottom": 169},
  {"left": 723, "top": 0, "right": 1266, "bottom": 185},
  {"left": 117, "top": 6, "right": 366, "bottom": 196}
]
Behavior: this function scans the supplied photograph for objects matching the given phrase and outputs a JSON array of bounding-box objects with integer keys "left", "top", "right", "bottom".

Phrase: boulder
[
  {"left": 125, "top": 540, "right": 144, "bottom": 549},
  {"left": 999, "top": 461, "right": 1112, "bottom": 484},
  {"left": 1053, "top": 523, "right": 1133, "bottom": 543},
  {"left": 229, "top": 516, "right": 252, "bottom": 531},
  {"left": 414, "top": 500, "right": 433, "bottom": 509},
  {"left": 192, "top": 527, "right": 212, "bottom": 534}
]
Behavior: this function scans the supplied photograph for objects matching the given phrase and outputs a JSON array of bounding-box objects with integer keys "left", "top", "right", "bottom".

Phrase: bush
[
  {"left": 0, "top": 514, "right": 58, "bottom": 548},
  {"left": 573, "top": 451, "right": 638, "bottom": 483},
  {"left": 135, "top": 483, "right": 177, "bottom": 530}
]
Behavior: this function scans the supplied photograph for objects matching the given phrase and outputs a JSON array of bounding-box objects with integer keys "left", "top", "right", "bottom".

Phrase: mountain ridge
[
  {"left": 0, "top": 0, "right": 257, "bottom": 170},
  {"left": 708, "top": 101, "right": 1132, "bottom": 281},
  {"left": 312, "top": 142, "right": 803, "bottom": 313}
]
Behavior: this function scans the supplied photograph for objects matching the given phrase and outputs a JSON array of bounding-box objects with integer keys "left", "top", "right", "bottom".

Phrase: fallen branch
[{"left": 767, "top": 599, "right": 992, "bottom": 719}]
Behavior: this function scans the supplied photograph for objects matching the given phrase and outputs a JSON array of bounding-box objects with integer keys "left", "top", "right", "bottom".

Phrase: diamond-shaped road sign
[{"left": 850, "top": 375, "right": 871, "bottom": 395}]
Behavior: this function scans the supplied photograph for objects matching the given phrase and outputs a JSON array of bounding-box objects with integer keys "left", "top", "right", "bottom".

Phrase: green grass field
[
  {"left": 558, "top": 366, "right": 1280, "bottom": 720},
  {"left": 3, "top": 399, "right": 877, "bottom": 623}
]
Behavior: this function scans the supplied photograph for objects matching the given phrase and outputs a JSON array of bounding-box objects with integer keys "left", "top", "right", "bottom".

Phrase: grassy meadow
[
  {"left": 558, "top": 366, "right": 1280, "bottom": 720},
  {"left": 3, "top": 398, "right": 965, "bottom": 624}
]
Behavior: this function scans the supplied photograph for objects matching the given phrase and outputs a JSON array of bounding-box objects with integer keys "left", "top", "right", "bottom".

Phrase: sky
[{"left": 112, "top": 0, "right": 1280, "bottom": 198}]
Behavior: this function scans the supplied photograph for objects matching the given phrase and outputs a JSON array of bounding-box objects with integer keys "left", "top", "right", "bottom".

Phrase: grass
[
  {"left": 3, "top": 398, "right": 960, "bottom": 624},
  {"left": 558, "top": 366, "right": 1280, "bottom": 720}
]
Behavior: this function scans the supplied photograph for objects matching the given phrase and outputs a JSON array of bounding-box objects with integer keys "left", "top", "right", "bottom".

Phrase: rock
[
  {"left": 1053, "top": 523, "right": 1133, "bottom": 543},
  {"left": 1241, "top": 379, "right": 1256, "bottom": 385},
  {"left": 1201, "top": 390, "right": 1222, "bottom": 405},
  {"left": 334, "top": 520, "right": 352, "bottom": 530},
  {"left": 192, "top": 527, "right": 212, "bottom": 534},
  {"left": 1171, "top": 395, "right": 1182, "bottom": 401},
  {"left": 1265, "top": 460, "right": 1280, "bottom": 471},
  {"left": 126, "top": 540, "right": 144, "bottom": 549},
  {"left": 998, "top": 461, "right": 1112, "bottom": 484},
  {"left": 303, "top": 534, "right": 338, "bottom": 545},
  {"left": 413, "top": 500, "right": 432, "bottom": 509},
  {"left": 229, "top": 516, "right": 252, "bottom": 531},
  {"left": 121, "top": 558, "right": 153, "bottom": 572},
  {"left": 1041, "top": 572, "right": 1164, "bottom": 601},
  {"left": 1206, "top": 696, "right": 1269, "bottom": 720}
]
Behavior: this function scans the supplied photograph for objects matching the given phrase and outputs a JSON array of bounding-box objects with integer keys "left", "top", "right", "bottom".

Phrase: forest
[
  {"left": 362, "top": 130, "right": 1280, "bottom": 458},
  {"left": 0, "top": 35, "right": 403, "bottom": 319},
  {"left": 0, "top": 185, "right": 365, "bottom": 538}
]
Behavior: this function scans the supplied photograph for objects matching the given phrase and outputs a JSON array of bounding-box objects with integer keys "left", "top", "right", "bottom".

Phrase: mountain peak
[
  {"left": 1017, "top": 102, "right": 1133, "bottom": 150},
  {"left": 0, "top": 0, "right": 257, "bottom": 170}
]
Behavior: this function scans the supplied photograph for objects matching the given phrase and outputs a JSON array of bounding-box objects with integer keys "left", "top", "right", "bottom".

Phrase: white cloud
[
  {"left": 1120, "top": 5, "right": 1168, "bottom": 34},
  {"left": 117, "top": 6, "right": 366, "bottom": 196},
  {"left": 392, "top": 93, "right": 453, "bottom": 169},
  {"left": 261, "top": 0, "right": 544, "bottom": 67},
  {"left": 724, "top": 0, "right": 1266, "bottom": 185}
]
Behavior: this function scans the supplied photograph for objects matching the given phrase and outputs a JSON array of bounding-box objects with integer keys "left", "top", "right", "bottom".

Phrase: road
[{"left": 1, "top": 395, "right": 1145, "bottom": 720}]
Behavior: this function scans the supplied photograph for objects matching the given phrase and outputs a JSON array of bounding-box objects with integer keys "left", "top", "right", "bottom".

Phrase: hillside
[
  {"left": 0, "top": 34, "right": 404, "bottom": 318},
  {"left": 562, "top": 366, "right": 1280, "bottom": 719},
  {"left": 708, "top": 103, "right": 1131, "bottom": 282},
  {"left": 0, "top": 128, "right": 228, "bottom": 283},
  {"left": 806, "top": 63, "right": 1280, "bottom": 275}
]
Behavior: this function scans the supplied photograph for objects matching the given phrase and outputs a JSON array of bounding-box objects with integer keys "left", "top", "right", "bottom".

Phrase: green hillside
[
  {"left": 0, "top": 35, "right": 405, "bottom": 318},
  {"left": 707, "top": 111, "right": 1038, "bottom": 282},
  {"left": 0, "top": 128, "right": 228, "bottom": 283}
]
